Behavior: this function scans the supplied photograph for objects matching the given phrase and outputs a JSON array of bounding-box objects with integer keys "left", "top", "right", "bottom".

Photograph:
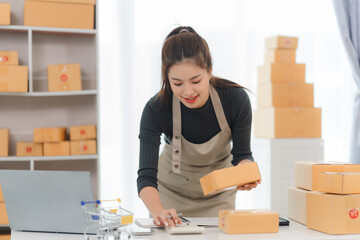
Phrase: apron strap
[
  {"left": 209, "top": 85, "right": 229, "bottom": 131},
  {"left": 172, "top": 94, "right": 182, "bottom": 173}
]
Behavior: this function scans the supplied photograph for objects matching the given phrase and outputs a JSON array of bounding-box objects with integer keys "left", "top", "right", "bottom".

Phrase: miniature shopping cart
[{"left": 81, "top": 198, "right": 134, "bottom": 240}]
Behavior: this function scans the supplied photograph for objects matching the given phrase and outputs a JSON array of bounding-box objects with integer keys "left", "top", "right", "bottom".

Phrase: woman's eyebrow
[{"left": 171, "top": 74, "right": 202, "bottom": 81}]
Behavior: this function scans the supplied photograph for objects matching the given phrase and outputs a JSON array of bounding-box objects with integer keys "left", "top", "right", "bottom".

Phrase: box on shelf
[
  {"left": 265, "top": 36, "right": 298, "bottom": 49},
  {"left": 254, "top": 107, "right": 321, "bottom": 138},
  {"left": 258, "top": 63, "right": 306, "bottom": 83},
  {"left": 47, "top": 64, "right": 82, "bottom": 92},
  {"left": 265, "top": 49, "right": 296, "bottom": 64},
  {"left": 16, "top": 142, "right": 43, "bottom": 156},
  {"left": 0, "top": 3, "right": 10, "bottom": 25},
  {"left": 288, "top": 186, "right": 308, "bottom": 225},
  {"left": 0, "top": 51, "right": 19, "bottom": 66},
  {"left": 219, "top": 209, "right": 279, "bottom": 234},
  {"left": 70, "top": 140, "right": 96, "bottom": 155},
  {"left": 307, "top": 191, "right": 360, "bottom": 234},
  {"left": 0, "top": 184, "right": 9, "bottom": 225},
  {"left": 294, "top": 161, "right": 360, "bottom": 191},
  {"left": 317, "top": 172, "right": 360, "bottom": 194},
  {"left": 257, "top": 82, "right": 314, "bottom": 107},
  {"left": 24, "top": 0, "right": 95, "bottom": 29},
  {"left": 0, "top": 129, "right": 9, "bottom": 157},
  {"left": 200, "top": 162, "right": 261, "bottom": 196},
  {"left": 0, "top": 66, "right": 28, "bottom": 92},
  {"left": 33, "top": 127, "right": 67, "bottom": 143},
  {"left": 70, "top": 124, "right": 96, "bottom": 140},
  {"left": 44, "top": 141, "right": 70, "bottom": 156}
]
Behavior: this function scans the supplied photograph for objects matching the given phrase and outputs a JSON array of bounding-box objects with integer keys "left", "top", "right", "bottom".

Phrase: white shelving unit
[{"left": 0, "top": 1, "right": 99, "bottom": 197}]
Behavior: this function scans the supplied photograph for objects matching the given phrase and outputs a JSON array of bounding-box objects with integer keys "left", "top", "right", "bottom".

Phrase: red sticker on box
[
  {"left": 2, "top": 56, "right": 8, "bottom": 62},
  {"left": 26, "top": 147, "right": 33, "bottom": 153},
  {"left": 60, "top": 74, "right": 68, "bottom": 82},
  {"left": 80, "top": 129, "right": 86, "bottom": 135},
  {"left": 285, "top": 39, "right": 291, "bottom": 46},
  {"left": 349, "top": 209, "right": 359, "bottom": 219},
  {"left": 81, "top": 144, "right": 88, "bottom": 151}
]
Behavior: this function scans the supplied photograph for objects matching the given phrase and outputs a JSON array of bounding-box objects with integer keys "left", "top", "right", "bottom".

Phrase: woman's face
[{"left": 168, "top": 61, "right": 212, "bottom": 109}]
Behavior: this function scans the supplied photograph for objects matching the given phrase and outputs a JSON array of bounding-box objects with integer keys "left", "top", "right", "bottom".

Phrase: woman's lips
[{"left": 184, "top": 95, "right": 198, "bottom": 104}]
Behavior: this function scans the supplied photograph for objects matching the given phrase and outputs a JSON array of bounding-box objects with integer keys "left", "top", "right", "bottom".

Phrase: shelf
[
  {"left": 0, "top": 25, "right": 96, "bottom": 35},
  {"left": 0, "top": 155, "right": 98, "bottom": 161},
  {"left": 0, "top": 90, "right": 98, "bottom": 97}
]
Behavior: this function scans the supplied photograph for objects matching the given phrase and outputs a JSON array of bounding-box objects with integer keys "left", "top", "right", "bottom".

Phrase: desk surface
[{"left": 9, "top": 221, "right": 360, "bottom": 240}]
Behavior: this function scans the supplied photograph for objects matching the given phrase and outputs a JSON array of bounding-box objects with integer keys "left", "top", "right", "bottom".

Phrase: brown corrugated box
[
  {"left": 44, "top": 141, "right": 70, "bottom": 156},
  {"left": 33, "top": 127, "right": 67, "bottom": 142},
  {"left": 0, "top": 66, "right": 28, "bottom": 92},
  {"left": 70, "top": 124, "right": 96, "bottom": 140},
  {"left": 0, "top": 51, "right": 18, "bottom": 65},
  {"left": 0, "top": 3, "right": 10, "bottom": 25},
  {"left": 254, "top": 107, "right": 321, "bottom": 138},
  {"left": 0, "top": 129, "right": 9, "bottom": 157},
  {"left": 70, "top": 140, "right": 96, "bottom": 155},
  {"left": 265, "top": 49, "right": 296, "bottom": 64},
  {"left": 200, "top": 162, "right": 261, "bottom": 196},
  {"left": 47, "top": 64, "right": 82, "bottom": 92},
  {"left": 288, "top": 186, "right": 308, "bottom": 225},
  {"left": 16, "top": 142, "right": 43, "bottom": 156},
  {"left": 24, "top": 0, "right": 95, "bottom": 29},
  {"left": 294, "top": 161, "right": 360, "bottom": 191},
  {"left": 258, "top": 63, "right": 306, "bottom": 83},
  {"left": 257, "top": 82, "right": 313, "bottom": 107},
  {"left": 317, "top": 172, "right": 360, "bottom": 194},
  {"left": 219, "top": 209, "right": 279, "bottom": 234},
  {"left": 307, "top": 191, "right": 360, "bottom": 234},
  {"left": 265, "top": 36, "right": 298, "bottom": 49},
  {"left": 0, "top": 184, "right": 9, "bottom": 225}
]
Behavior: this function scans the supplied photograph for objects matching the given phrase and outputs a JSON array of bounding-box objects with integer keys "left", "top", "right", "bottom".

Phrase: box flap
[{"left": 27, "top": 0, "right": 95, "bottom": 5}]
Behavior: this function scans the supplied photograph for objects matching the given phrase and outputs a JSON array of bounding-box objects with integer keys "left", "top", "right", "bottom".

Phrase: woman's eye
[
  {"left": 174, "top": 83, "right": 182, "bottom": 86},
  {"left": 193, "top": 80, "right": 201, "bottom": 84}
]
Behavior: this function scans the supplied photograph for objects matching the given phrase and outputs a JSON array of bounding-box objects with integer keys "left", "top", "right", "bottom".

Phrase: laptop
[{"left": 0, "top": 170, "right": 96, "bottom": 234}]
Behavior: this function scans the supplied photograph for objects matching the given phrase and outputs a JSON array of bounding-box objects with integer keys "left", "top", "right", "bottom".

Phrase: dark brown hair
[{"left": 156, "top": 26, "right": 243, "bottom": 103}]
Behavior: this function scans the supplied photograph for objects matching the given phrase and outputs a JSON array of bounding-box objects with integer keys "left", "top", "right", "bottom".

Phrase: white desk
[{"left": 9, "top": 221, "right": 360, "bottom": 240}]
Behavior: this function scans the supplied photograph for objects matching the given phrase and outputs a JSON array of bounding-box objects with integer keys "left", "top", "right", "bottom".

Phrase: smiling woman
[{"left": 137, "top": 26, "right": 258, "bottom": 227}]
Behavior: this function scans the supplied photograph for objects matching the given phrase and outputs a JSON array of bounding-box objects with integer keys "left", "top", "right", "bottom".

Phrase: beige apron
[{"left": 157, "top": 85, "right": 236, "bottom": 217}]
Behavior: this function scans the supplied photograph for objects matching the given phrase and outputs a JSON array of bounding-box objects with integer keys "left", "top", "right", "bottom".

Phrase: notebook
[{"left": 0, "top": 170, "right": 96, "bottom": 234}]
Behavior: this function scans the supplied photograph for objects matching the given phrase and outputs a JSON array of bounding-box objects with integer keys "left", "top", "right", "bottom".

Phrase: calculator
[{"left": 279, "top": 217, "right": 290, "bottom": 226}]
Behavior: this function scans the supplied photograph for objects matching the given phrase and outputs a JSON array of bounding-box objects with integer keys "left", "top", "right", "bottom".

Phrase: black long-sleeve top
[{"left": 137, "top": 86, "right": 254, "bottom": 195}]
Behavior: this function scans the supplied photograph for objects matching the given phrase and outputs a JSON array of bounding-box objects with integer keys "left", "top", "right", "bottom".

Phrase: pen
[{"left": 166, "top": 212, "right": 183, "bottom": 219}]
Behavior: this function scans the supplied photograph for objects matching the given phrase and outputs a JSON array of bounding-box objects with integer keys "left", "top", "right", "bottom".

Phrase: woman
[{"left": 137, "top": 26, "right": 259, "bottom": 227}]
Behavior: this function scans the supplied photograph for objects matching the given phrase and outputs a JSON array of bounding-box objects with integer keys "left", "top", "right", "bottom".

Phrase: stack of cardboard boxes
[
  {"left": 0, "top": 51, "right": 28, "bottom": 92},
  {"left": 16, "top": 125, "right": 97, "bottom": 156},
  {"left": 0, "top": 3, "right": 10, "bottom": 25},
  {"left": 289, "top": 161, "right": 360, "bottom": 234},
  {"left": 254, "top": 36, "right": 321, "bottom": 138}
]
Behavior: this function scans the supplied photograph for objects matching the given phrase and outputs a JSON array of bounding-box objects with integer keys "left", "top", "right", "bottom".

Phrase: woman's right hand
[{"left": 151, "top": 208, "right": 182, "bottom": 227}]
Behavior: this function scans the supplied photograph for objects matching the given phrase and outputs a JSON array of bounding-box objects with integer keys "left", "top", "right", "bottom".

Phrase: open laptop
[{"left": 0, "top": 170, "right": 96, "bottom": 234}]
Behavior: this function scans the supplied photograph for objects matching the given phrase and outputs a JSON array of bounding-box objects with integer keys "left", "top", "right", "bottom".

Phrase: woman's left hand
[{"left": 236, "top": 159, "right": 261, "bottom": 191}]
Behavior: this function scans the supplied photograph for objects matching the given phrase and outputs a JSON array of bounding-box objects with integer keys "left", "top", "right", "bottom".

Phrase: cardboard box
[
  {"left": 70, "top": 124, "right": 96, "bottom": 140},
  {"left": 47, "top": 64, "right": 82, "bottom": 92},
  {"left": 219, "top": 209, "right": 279, "bottom": 234},
  {"left": 0, "top": 66, "right": 28, "bottom": 92},
  {"left": 265, "top": 36, "right": 298, "bottom": 49},
  {"left": 254, "top": 107, "right": 321, "bottom": 138},
  {"left": 24, "top": 0, "right": 95, "bottom": 29},
  {"left": 0, "top": 51, "right": 19, "bottom": 65},
  {"left": 16, "top": 142, "right": 43, "bottom": 156},
  {"left": 294, "top": 161, "right": 360, "bottom": 191},
  {"left": 288, "top": 186, "right": 308, "bottom": 225},
  {"left": 317, "top": 172, "right": 360, "bottom": 194},
  {"left": 0, "top": 184, "right": 9, "bottom": 225},
  {"left": 307, "top": 191, "right": 360, "bottom": 234},
  {"left": 33, "top": 127, "right": 67, "bottom": 142},
  {"left": 44, "top": 141, "right": 70, "bottom": 156},
  {"left": 200, "top": 162, "right": 261, "bottom": 196},
  {"left": 0, "top": 129, "right": 9, "bottom": 157},
  {"left": 257, "top": 82, "right": 314, "bottom": 107},
  {"left": 70, "top": 140, "right": 96, "bottom": 155},
  {"left": 0, "top": 3, "right": 10, "bottom": 25},
  {"left": 265, "top": 49, "right": 296, "bottom": 64},
  {"left": 258, "top": 63, "right": 306, "bottom": 83}
]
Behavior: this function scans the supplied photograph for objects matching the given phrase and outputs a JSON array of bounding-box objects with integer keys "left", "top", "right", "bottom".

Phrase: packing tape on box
[{"left": 229, "top": 209, "right": 273, "bottom": 214}]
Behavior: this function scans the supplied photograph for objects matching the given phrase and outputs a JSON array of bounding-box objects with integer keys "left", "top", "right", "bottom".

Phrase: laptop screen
[{"left": 0, "top": 170, "right": 95, "bottom": 234}]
